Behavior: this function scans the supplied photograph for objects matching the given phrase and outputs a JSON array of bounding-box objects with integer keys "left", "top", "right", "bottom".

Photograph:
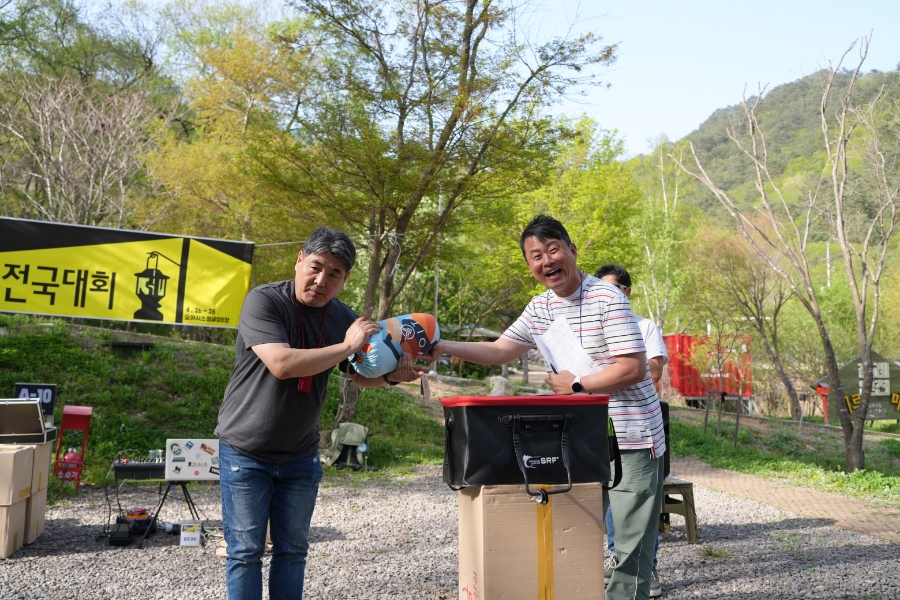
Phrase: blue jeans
[
  {"left": 220, "top": 444, "right": 322, "bottom": 600},
  {"left": 606, "top": 505, "right": 659, "bottom": 568}
]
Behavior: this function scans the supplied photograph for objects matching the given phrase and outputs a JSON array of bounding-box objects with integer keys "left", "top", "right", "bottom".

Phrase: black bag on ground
[{"left": 441, "top": 395, "right": 621, "bottom": 502}]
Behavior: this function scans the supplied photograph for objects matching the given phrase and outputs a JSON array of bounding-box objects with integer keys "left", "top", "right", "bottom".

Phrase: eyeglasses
[{"left": 614, "top": 283, "right": 629, "bottom": 292}]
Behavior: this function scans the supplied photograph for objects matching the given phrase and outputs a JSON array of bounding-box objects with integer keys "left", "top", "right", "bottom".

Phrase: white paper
[{"left": 533, "top": 317, "right": 598, "bottom": 377}]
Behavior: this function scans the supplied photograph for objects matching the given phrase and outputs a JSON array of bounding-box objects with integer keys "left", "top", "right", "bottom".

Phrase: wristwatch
[
  {"left": 383, "top": 373, "right": 399, "bottom": 386},
  {"left": 571, "top": 375, "right": 583, "bottom": 393}
]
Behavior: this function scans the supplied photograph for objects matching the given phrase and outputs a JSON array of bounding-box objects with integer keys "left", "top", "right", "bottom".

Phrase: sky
[{"left": 537, "top": 0, "right": 900, "bottom": 157}]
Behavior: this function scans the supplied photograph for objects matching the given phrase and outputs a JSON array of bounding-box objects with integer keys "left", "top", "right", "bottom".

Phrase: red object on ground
[
  {"left": 664, "top": 334, "right": 752, "bottom": 402},
  {"left": 815, "top": 384, "right": 831, "bottom": 424},
  {"left": 53, "top": 405, "right": 93, "bottom": 490}
]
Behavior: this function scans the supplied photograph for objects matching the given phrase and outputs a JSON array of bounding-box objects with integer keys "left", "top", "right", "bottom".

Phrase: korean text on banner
[{"left": 0, "top": 218, "right": 253, "bottom": 328}]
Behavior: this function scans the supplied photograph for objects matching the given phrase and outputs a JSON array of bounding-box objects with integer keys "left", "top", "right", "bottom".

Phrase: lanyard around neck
[{"left": 548, "top": 271, "right": 584, "bottom": 345}]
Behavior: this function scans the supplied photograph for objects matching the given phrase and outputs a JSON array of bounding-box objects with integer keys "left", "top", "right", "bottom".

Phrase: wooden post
[
  {"left": 703, "top": 390, "right": 712, "bottom": 435},
  {"left": 716, "top": 390, "right": 725, "bottom": 437}
]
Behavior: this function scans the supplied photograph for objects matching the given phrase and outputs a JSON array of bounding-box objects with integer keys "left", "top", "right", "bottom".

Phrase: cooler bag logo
[{"left": 523, "top": 454, "right": 559, "bottom": 468}]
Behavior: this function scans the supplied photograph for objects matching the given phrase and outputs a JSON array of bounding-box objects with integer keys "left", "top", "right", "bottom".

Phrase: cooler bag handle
[
  {"left": 603, "top": 416, "right": 623, "bottom": 490},
  {"left": 510, "top": 413, "right": 573, "bottom": 505},
  {"left": 444, "top": 412, "right": 463, "bottom": 491}
]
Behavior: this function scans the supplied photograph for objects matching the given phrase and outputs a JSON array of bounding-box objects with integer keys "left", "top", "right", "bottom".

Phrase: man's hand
[
  {"left": 545, "top": 370, "right": 577, "bottom": 395},
  {"left": 344, "top": 307, "right": 382, "bottom": 354},
  {"left": 386, "top": 352, "right": 428, "bottom": 383},
  {"left": 418, "top": 340, "right": 444, "bottom": 364}
]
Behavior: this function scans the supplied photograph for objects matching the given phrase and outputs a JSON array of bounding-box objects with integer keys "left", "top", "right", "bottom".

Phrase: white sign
[{"left": 180, "top": 522, "right": 202, "bottom": 547}]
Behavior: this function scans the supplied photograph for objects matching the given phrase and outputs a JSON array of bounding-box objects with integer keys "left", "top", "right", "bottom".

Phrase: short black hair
[
  {"left": 595, "top": 264, "right": 632, "bottom": 288},
  {"left": 519, "top": 215, "right": 572, "bottom": 258},
  {"left": 303, "top": 226, "right": 356, "bottom": 271}
]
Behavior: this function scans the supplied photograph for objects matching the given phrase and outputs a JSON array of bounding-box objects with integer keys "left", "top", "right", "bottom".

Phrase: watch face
[{"left": 572, "top": 381, "right": 583, "bottom": 393}]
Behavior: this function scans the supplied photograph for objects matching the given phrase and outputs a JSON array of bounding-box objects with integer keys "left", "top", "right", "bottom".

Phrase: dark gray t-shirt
[{"left": 216, "top": 280, "right": 357, "bottom": 463}]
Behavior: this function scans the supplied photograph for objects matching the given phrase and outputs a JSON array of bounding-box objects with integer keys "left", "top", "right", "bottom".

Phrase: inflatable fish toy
[{"left": 349, "top": 313, "right": 440, "bottom": 378}]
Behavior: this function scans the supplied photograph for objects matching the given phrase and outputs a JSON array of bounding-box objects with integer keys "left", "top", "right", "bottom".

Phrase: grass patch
[
  {"left": 318, "top": 378, "right": 444, "bottom": 470},
  {"left": 699, "top": 545, "right": 729, "bottom": 558},
  {"left": 0, "top": 316, "right": 444, "bottom": 489},
  {"left": 0, "top": 320, "right": 233, "bottom": 484},
  {"left": 670, "top": 413, "right": 900, "bottom": 504}
]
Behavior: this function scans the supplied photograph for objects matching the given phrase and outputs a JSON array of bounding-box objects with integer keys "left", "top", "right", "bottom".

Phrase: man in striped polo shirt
[{"left": 424, "top": 215, "right": 665, "bottom": 600}]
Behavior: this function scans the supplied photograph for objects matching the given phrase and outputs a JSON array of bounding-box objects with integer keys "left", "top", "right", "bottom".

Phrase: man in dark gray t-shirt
[{"left": 217, "top": 226, "right": 425, "bottom": 600}]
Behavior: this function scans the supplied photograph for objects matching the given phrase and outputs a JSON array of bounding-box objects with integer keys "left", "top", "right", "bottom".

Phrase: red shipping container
[{"left": 664, "top": 334, "right": 752, "bottom": 402}]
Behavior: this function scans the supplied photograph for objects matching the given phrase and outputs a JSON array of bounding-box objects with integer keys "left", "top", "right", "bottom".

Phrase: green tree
[
  {"left": 627, "top": 137, "right": 698, "bottom": 332},
  {"left": 0, "top": 0, "right": 176, "bottom": 227},
  {"left": 522, "top": 119, "right": 641, "bottom": 284},
  {"left": 675, "top": 37, "right": 900, "bottom": 471},
  {"left": 144, "top": 2, "right": 317, "bottom": 283},
  {"left": 247, "top": 0, "right": 617, "bottom": 319}
]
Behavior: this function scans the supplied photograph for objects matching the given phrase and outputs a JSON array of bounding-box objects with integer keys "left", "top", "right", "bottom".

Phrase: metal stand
[{"left": 137, "top": 481, "right": 202, "bottom": 549}]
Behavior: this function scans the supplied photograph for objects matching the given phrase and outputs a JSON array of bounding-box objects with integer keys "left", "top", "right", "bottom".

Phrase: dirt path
[{"left": 671, "top": 455, "right": 900, "bottom": 543}]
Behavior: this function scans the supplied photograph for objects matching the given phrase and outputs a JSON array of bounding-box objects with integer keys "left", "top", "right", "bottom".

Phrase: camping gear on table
[
  {"left": 326, "top": 423, "right": 377, "bottom": 471},
  {"left": 441, "top": 395, "right": 620, "bottom": 503},
  {"left": 349, "top": 313, "right": 440, "bottom": 378}
]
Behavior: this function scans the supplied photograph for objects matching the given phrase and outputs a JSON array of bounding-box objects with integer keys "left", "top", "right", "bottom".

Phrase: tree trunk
[
  {"left": 364, "top": 234, "right": 383, "bottom": 311},
  {"left": 333, "top": 371, "right": 361, "bottom": 427}
]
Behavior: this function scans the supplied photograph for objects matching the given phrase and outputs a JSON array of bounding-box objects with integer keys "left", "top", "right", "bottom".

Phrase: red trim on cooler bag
[{"left": 440, "top": 394, "right": 609, "bottom": 407}]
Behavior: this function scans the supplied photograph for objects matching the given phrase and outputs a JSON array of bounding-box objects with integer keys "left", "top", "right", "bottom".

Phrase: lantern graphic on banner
[{"left": 134, "top": 251, "right": 179, "bottom": 320}]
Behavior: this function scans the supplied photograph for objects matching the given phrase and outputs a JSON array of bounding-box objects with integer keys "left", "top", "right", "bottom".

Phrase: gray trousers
[{"left": 603, "top": 449, "right": 664, "bottom": 600}]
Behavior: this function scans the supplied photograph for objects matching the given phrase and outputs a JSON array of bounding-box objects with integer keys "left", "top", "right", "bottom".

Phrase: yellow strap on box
[{"left": 535, "top": 485, "right": 554, "bottom": 600}]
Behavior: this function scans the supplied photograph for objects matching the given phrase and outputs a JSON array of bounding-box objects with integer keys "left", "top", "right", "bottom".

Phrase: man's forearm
[
  {"left": 439, "top": 339, "right": 528, "bottom": 366},
  {"left": 253, "top": 343, "right": 354, "bottom": 379},
  {"left": 649, "top": 356, "right": 665, "bottom": 384},
  {"left": 353, "top": 374, "right": 392, "bottom": 388},
  {"left": 581, "top": 358, "right": 646, "bottom": 393}
]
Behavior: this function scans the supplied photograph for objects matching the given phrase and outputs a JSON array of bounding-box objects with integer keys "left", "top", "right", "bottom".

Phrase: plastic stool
[
  {"left": 53, "top": 405, "right": 93, "bottom": 489},
  {"left": 658, "top": 476, "right": 698, "bottom": 544}
]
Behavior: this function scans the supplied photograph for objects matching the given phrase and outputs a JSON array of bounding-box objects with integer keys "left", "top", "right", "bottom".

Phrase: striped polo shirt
[{"left": 502, "top": 273, "right": 666, "bottom": 457}]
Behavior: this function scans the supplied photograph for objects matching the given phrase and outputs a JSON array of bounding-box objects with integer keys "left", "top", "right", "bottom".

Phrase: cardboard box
[
  {"left": 0, "top": 446, "right": 34, "bottom": 506},
  {"left": 24, "top": 486, "right": 47, "bottom": 544},
  {"left": 0, "top": 499, "right": 27, "bottom": 558},
  {"left": 27, "top": 442, "right": 52, "bottom": 494},
  {"left": 458, "top": 484, "right": 605, "bottom": 600}
]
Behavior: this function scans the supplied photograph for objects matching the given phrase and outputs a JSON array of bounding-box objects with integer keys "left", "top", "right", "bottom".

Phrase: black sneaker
[{"left": 650, "top": 567, "right": 662, "bottom": 598}]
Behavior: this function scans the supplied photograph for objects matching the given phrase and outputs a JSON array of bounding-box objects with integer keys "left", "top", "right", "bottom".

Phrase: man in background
[{"left": 596, "top": 264, "right": 668, "bottom": 598}]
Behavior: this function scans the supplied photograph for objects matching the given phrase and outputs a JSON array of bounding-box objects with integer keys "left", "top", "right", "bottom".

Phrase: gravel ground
[{"left": 2, "top": 465, "right": 897, "bottom": 599}]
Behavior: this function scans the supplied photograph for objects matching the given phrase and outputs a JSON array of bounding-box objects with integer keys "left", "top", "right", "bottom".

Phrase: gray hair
[{"left": 302, "top": 226, "right": 356, "bottom": 271}]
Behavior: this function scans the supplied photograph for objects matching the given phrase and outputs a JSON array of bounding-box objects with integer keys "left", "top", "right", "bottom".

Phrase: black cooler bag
[{"left": 442, "top": 395, "right": 620, "bottom": 503}]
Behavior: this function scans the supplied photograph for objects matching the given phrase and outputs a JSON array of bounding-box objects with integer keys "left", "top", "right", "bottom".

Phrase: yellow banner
[{"left": 0, "top": 218, "right": 253, "bottom": 328}]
